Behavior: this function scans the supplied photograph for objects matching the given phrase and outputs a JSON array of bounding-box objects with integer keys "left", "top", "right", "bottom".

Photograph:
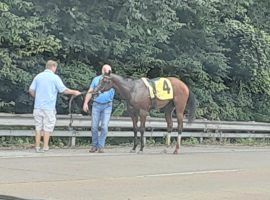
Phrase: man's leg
[
  {"left": 35, "top": 130, "right": 42, "bottom": 148},
  {"left": 35, "top": 131, "right": 44, "bottom": 153},
  {"left": 43, "top": 132, "right": 51, "bottom": 150},
  {"left": 43, "top": 110, "right": 56, "bottom": 151},
  {"left": 91, "top": 103, "right": 101, "bottom": 152},
  {"left": 33, "top": 109, "right": 44, "bottom": 152},
  {"left": 98, "top": 103, "right": 112, "bottom": 152}
]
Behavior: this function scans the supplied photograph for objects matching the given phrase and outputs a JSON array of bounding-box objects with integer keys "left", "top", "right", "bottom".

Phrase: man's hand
[
  {"left": 29, "top": 89, "right": 36, "bottom": 98},
  {"left": 83, "top": 103, "right": 89, "bottom": 113},
  {"left": 73, "top": 90, "right": 81, "bottom": 96},
  {"left": 83, "top": 89, "right": 92, "bottom": 113}
]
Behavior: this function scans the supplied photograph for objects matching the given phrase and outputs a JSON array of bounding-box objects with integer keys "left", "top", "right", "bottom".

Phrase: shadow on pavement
[{"left": 0, "top": 195, "right": 43, "bottom": 200}]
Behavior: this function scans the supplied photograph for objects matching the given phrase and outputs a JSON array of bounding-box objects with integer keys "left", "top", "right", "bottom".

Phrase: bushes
[{"left": 0, "top": 0, "right": 270, "bottom": 122}]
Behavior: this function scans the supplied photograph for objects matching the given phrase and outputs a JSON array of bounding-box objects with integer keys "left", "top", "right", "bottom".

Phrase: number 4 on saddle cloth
[{"left": 141, "top": 77, "right": 174, "bottom": 101}]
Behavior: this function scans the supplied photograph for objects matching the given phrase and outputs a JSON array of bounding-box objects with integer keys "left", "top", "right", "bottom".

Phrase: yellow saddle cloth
[{"left": 141, "top": 77, "right": 173, "bottom": 100}]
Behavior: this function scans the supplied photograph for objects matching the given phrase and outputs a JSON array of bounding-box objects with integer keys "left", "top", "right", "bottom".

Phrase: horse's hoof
[
  {"left": 137, "top": 150, "right": 143, "bottom": 154},
  {"left": 130, "top": 149, "right": 136, "bottom": 153}
]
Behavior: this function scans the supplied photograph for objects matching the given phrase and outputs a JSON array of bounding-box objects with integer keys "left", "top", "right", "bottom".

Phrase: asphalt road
[{"left": 0, "top": 146, "right": 270, "bottom": 200}]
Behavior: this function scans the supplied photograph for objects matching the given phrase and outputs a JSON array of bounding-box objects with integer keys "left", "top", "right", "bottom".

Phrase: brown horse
[{"left": 94, "top": 71, "right": 197, "bottom": 154}]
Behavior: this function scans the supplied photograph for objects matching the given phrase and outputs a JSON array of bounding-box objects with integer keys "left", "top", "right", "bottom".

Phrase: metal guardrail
[{"left": 0, "top": 113, "right": 270, "bottom": 146}]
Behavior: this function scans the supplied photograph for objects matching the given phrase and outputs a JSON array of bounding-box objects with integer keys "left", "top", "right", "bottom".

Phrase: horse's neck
[{"left": 111, "top": 74, "right": 133, "bottom": 100}]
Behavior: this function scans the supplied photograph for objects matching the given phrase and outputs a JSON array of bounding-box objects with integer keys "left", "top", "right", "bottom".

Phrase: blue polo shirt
[
  {"left": 90, "top": 75, "right": 115, "bottom": 103},
  {"left": 29, "top": 69, "right": 67, "bottom": 110}
]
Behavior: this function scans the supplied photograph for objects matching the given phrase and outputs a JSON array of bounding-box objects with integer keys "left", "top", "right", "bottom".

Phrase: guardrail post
[
  {"left": 71, "top": 134, "right": 76, "bottom": 147},
  {"left": 219, "top": 131, "right": 223, "bottom": 144},
  {"left": 143, "top": 136, "right": 147, "bottom": 146},
  {"left": 200, "top": 119, "right": 208, "bottom": 144},
  {"left": 199, "top": 136, "right": 203, "bottom": 144},
  {"left": 68, "top": 127, "right": 77, "bottom": 147},
  {"left": 71, "top": 131, "right": 76, "bottom": 147}
]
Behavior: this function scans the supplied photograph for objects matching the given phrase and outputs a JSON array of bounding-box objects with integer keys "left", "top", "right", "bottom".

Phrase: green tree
[{"left": 0, "top": 0, "right": 269, "bottom": 122}]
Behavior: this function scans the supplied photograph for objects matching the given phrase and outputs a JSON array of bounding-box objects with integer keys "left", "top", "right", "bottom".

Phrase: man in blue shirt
[
  {"left": 29, "top": 60, "right": 81, "bottom": 152},
  {"left": 83, "top": 64, "right": 115, "bottom": 153}
]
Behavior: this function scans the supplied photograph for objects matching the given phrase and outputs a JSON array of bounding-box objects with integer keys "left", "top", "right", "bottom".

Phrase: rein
[
  {"left": 68, "top": 77, "right": 106, "bottom": 129},
  {"left": 68, "top": 74, "right": 110, "bottom": 129},
  {"left": 68, "top": 90, "right": 97, "bottom": 131}
]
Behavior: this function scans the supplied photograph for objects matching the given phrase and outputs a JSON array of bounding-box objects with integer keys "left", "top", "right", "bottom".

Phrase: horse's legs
[
  {"left": 128, "top": 104, "right": 139, "bottom": 153},
  {"left": 172, "top": 94, "right": 187, "bottom": 154},
  {"left": 164, "top": 102, "right": 175, "bottom": 152},
  {"left": 174, "top": 108, "right": 184, "bottom": 154},
  {"left": 131, "top": 115, "right": 139, "bottom": 152},
  {"left": 139, "top": 113, "right": 147, "bottom": 152}
]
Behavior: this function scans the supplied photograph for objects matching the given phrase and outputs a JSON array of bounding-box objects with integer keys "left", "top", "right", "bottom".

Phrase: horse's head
[{"left": 94, "top": 71, "right": 114, "bottom": 94}]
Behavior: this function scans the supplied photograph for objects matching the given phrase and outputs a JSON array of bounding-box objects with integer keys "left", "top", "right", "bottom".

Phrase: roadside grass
[{"left": 0, "top": 136, "right": 270, "bottom": 149}]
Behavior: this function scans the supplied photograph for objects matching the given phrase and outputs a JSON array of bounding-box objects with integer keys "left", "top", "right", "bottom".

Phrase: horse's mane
[
  {"left": 113, "top": 74, "right": 137, "bottom": 82},
  {"left": 126, "top": 77, "right": 136, "bottom": 82}
]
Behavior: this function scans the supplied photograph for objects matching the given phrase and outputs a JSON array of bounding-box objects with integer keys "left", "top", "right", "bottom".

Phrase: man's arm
[
  {"left": 29, "top": 77, "right": 37, "bottom": 98},
  {"left": 55, "top": 75, "right": 81, "bottom": 96},
  {"left": 83, "top": 88, "right": 94, "bottom": 112},
  {"left": 29, "top": 89, "right": 36, "bottom": 98},
  {"left": 63, "top": 89, "right": 81, "bottom": 96}
]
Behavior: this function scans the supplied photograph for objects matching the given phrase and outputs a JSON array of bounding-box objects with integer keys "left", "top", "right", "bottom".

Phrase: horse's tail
[{"left": 186, "top": 91, "right": 197, "bottom": 123}]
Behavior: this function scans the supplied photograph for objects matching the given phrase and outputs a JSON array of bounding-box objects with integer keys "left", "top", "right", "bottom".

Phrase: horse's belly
[
  {"left": 130, "top": 99, "right": 151, "bottom": 112},
  {"left": 156, "top": 100, "right": 171, "bottom": 109}
]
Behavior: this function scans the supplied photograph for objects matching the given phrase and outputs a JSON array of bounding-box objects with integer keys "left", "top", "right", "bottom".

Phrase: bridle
[{"left": 94, "top": 75, "right": 111, "bottom": 93}]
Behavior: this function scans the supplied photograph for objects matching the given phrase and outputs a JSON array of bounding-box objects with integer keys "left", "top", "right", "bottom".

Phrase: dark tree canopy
[{"left": 0, "top": 0, "right": 269, "bottom": 121}]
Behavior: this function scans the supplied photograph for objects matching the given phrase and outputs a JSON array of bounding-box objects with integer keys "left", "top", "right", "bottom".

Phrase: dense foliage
[{"left": 0, "top": 0, "right": 269, "bottom": 121}]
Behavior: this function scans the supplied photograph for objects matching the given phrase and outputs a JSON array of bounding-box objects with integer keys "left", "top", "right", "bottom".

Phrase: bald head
[
  {"left": 46, "top": 60, "right": 58, "bottom": 73},
  {"left": 102, "top": 64, "right": 112, "bottom": 74}
]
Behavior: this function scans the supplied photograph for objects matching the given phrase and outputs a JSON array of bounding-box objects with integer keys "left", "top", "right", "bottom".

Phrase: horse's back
[
  {"left": 129, "top": 78, "right": 152, "bottom": 110},
  {"left": 167, "top": 77, "right": 189, "bottom": 96}
]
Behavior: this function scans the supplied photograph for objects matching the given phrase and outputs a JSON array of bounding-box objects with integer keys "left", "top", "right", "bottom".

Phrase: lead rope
[
  {"left": 68, "top": 91, "right": 97, "bottom": 147},
  {"left": 68, "top": 91, "right": 95, "bottom": 130},
  {"left": 68, "top": 91, "right": 98, "bottom": 131}
]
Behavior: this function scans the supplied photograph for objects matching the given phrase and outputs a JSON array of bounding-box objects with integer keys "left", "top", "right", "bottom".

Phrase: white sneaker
[
  {"left": 35, "top": 147, "right": 44, "bottom": 153},
  {"left": 43, "top": 147, "right": 49, "bottom": 152}
]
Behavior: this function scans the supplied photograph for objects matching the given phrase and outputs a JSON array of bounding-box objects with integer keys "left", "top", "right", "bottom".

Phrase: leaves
[{"left": 0, "top": 0, "right": 270, "bottom": 121}]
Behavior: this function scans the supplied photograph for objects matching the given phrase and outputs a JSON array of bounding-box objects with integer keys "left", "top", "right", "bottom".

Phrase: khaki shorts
[{"left": 33, "top": 109, "right": 56, "bottom": 132}]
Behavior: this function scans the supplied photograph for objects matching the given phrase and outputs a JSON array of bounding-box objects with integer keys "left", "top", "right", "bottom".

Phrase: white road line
[
  {"left": 135, "top": 169, "right": 242, "bottom": 178},
  {"left": 0, "top": 152, "right": 135, "bottom": 159},
  {"left": 0, "top": 169, "right": 242, "bottom": 186}
]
